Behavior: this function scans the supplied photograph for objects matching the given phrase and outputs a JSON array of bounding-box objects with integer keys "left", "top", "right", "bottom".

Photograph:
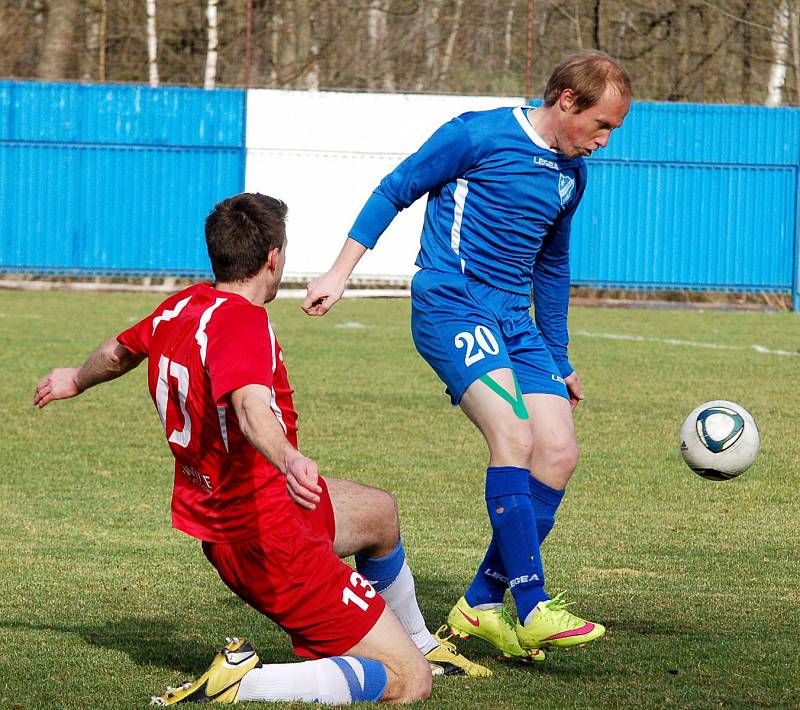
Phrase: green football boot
[
  {"left": 515, "top": 593, "right": 606, "bottom": 650},
  {"left": 447, "top": 596, "right": 545, "bottom": 662}
]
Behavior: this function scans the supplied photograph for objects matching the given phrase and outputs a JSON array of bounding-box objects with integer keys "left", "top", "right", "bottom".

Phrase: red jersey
[{"left": 117, "top": 283, "right": 299, "bottom": 542}]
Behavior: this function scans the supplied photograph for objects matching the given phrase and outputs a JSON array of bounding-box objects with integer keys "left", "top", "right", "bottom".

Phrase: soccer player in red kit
[{"left": 34, "top": 193, "right": 488, "bottom": 705}]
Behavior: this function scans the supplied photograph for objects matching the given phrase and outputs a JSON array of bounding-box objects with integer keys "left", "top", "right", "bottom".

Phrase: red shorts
[{"left": 201, "top": 478, "right": 385, "bottom": 658}]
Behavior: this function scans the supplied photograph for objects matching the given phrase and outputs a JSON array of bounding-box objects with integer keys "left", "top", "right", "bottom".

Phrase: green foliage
[{"left": 1, "top": 291, "right": 798, "bottom": 709}]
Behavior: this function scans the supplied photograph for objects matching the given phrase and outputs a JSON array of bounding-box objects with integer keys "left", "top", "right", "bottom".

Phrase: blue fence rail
[
  {"left": 0, "top": 82, "right": 798, "bottom": 309},
  {"left": 0, "top": 81, "right": 246, "bottom": 277}
]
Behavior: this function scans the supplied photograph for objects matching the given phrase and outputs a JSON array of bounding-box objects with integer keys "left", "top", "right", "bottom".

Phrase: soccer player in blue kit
[{"left": 304, "top": 51, "right": 631, "bottom": 662}]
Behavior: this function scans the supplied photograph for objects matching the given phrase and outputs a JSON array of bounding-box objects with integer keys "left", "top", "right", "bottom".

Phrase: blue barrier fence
[
  {"left": 0, "top": 81, "right": 246, "bottom": 277},
  {"left": 572, "top": 101, "right": 800, "bottom": 310},
  {"left": 0, "top": 82, "right": 798, "bottom": 309}
]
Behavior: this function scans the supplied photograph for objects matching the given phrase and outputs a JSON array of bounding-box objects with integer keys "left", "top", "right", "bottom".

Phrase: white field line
[{"left": 574, "top": 330, "right": 800, "bottom": 357}]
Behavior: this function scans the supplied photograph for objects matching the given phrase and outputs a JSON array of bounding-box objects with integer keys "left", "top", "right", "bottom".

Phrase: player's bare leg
[
  {"left": 523, "top": 392, "right": 578, "bottom": 545},
  {"left": 325, "top": 476, "right": 400, "bottom": 559},
  {"left": 453, "top": 369, "right": 604, "bottom": 653},
  {"left": 524, "top": 393, "right": 579, "bottom": 491},
  {"left": 326, "top": 476, "right": 491, "bottom": 677},
  {"left": 345, "top": 607, "right": 432, "bottom": 703}
]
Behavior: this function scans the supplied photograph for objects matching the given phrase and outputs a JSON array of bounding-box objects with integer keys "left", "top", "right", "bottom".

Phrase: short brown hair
[
  {"left": 205, "top": 193, "right": 287, "bottom": 282},
  {"left": 543, "top": 50, "right": 631, "bottom": 111}
]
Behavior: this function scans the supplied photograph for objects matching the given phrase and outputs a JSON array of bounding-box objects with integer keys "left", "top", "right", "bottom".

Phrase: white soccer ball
[{"left": 679, "top": 400, "right": 760, "bottom": 480}]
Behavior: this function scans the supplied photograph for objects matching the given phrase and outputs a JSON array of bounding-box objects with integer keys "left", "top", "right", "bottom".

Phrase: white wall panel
[{"left": 245, "top": 90, "right": 524, "bottom": 281}]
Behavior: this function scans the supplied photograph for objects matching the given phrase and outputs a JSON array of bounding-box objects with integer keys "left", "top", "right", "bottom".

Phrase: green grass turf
[{"left": 1, "top": 290, "right": 798, "bottom": 709}]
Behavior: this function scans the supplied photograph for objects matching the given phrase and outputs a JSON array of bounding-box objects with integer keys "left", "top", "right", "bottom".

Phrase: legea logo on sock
[{"left": 508, "top": 574, "right": 541, "bottom": 588}]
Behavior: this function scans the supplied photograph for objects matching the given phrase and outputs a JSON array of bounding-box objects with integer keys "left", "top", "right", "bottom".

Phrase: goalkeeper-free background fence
[{"left": 1, "top": 80, "right": 798, "bottom": 310}]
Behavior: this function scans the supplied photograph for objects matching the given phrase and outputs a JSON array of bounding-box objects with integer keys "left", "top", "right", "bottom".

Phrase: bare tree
[
  {"left": 766, "top": 0, "right": 790, "bottom": 105},
  {"left": 204, "top": 0, "right": 218, "bottom": 89},
  {"left": 37, "top": 0, "right": 80, "bottom": 80},
  {"left": 790, "top": 0, "right": 800, "bottom": 102},
  {"left": 146, "top": 0, "right": 159, "bottom": 87},
  {"left": 438, "top": 0, "right": 464, "bottom": 88},
  {"left": 367, "top": 0, "right": 394, "bottom": 90}
]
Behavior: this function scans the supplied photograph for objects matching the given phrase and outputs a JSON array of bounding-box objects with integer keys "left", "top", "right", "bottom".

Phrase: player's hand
[
  {"left": 564, "top": 371, "right": 585, "bottom": 410},
  {"left": 285, "top": 455, "right": 322, "bottom": 510},
  {"left": 302, "top": 271, "right": 346, "bottom": 316},
  {"left": 33, "top": 368, "right": 81, "bottom": 409}
]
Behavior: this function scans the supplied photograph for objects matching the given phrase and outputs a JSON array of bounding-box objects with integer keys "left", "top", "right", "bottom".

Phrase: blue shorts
[{"left": 410, "top": 269, "right": 569, "bottom": 405}]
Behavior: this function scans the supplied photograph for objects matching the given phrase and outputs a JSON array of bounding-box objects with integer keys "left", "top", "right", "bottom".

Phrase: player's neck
[
  {"left": 213, "top": 278, "right": 273, "bottom": 306},
  {"left": 526, "top": 106, "right": 559, "bottom": 151}
]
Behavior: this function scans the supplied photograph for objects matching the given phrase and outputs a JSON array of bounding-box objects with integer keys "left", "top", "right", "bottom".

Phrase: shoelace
[
  {"left": 433, "top": 625, "right": 459, "bottom": 655},
  {"left": 544, "top": 591, "right": 576, "bottom": 613}
]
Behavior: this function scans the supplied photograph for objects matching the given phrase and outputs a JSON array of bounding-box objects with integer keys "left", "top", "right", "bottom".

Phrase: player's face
[{"left": 557, "top": 86, "right": 630, "bottom": 158}]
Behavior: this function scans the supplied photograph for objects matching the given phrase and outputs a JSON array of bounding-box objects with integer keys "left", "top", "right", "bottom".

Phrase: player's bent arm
[
  {"left": 304, "top": 118, "right": 475, "bottom": 318},
  {"left": 302, "top": 238, "right": 367, "bottom": 317},
  {"left": 33, "top": 337, "right": 144, "bottom": 409},
  {"left": 231, "top": 384, "right": 322, "bottom": 509}
]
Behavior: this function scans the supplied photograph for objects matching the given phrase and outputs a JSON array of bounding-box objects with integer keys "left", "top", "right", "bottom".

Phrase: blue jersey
[{"left": 349, "top": 106, "right": 587, "bottom": 377}]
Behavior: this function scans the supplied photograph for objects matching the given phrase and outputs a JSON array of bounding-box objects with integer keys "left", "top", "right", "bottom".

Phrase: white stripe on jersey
[
  {"left": 217, "top": 406, "right": 229, "bottom": 452},
  {"left": 152, "top": 296, "right": 192, "bottom": 335},
  {"left": 451, "top": 178, "right": 469, "bottom": 272},
  {"left": 195, "top": 298, "right": 227, "bottom": 366},
  {"left": 266, "top": 319, "right": 287, "bottom": 434}
]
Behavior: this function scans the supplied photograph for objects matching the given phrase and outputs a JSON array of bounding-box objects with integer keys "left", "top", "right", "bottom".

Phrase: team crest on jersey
[{"left": 558, "top": 173, "right": 576, "bottom": 206}]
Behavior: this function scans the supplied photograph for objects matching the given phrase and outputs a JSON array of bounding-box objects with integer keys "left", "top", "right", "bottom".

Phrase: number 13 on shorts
[{"left": 342, "top": 571, "right": 376, "bottom": 612}]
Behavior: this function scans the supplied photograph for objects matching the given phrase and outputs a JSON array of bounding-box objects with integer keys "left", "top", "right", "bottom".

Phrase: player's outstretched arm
[
  {"left": 231, "top": 383, "right": 323, "bottom": 509},
  {"left": 33, "top": 337, "right": 144, "bottom": 409},
  {"left": 302, "top": 238, "right": 367, "bottom": 316}
]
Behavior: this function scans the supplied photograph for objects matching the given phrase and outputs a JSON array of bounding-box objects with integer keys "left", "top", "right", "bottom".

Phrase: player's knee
[
  {"left": 498, "top": 429, "right": 535, "bottom": 465},
  {"left": 538, "top": 438, "right": 579, "bottom": 478},
  {"left": 377, "top": 489, "right": 400, "bottom": 545},
  {"left": 365, "top": 488, "right": 400, "bottom": 553},
  {"left": 381, "top": 654, "right": 431, "bottom": 703},
  {"left": 401, "top": 655, "right": 432, "bottom": 702}
]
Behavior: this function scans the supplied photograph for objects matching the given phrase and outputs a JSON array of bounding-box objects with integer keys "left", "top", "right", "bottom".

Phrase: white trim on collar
[{"left": 512, "top": 106, "right": 557, "bottom": 153}]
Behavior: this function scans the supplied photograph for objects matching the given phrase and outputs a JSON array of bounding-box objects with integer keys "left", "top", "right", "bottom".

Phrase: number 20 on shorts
[
  {"left": 454, "top": 325, "right": 500, "bottom": 367},
  {"left": 341, "top": 571, "right": 376, "bottom": 612}
]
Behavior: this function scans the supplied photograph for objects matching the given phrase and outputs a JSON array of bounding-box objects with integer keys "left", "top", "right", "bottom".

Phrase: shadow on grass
[{"left": 0, "top": 613, "right": 296, "bottom": 676}]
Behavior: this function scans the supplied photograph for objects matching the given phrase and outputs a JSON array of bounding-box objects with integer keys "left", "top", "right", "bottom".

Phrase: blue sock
[
  {"left": 354, "top": 539, "right": 405, "bottom": 592},
  {"left": 529, "top": 476, "right": 565, "bottom": 544},
  {"left": 464, "top": 535, "right": 507, "bottom": 607},
  {"left": 485, "top": 466, "right": 548, "bottom": 621},
  {"left": 329, "top": 657, "right": 388, "bottom": 703}
]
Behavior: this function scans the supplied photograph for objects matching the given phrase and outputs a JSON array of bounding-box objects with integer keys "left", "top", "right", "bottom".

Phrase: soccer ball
[{"left": 679, "top": 400, "right": 760, "bottom": 480}]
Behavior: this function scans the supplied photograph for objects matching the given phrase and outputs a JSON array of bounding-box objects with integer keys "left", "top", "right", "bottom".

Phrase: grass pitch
[{"left": 1, "top": 290, "right": 798, "bottom": 709}]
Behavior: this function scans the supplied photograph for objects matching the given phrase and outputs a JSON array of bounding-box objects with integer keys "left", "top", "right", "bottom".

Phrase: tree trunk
[
  {"left": 146, "top": 0, "right": 159, "bottom": 88},
  {"left": 204, "top": 0, "right": 219, "bottom": 89},
  {"left": 37, "top": 0, "right": 80, "bottom": 80},
  {"left": 419, "top": 0, "right": 442, "bottom": 90},
  {"left": 367, "top": 0, "right": 393, "bottom": 91},
  {"left": 503, "top": 0, "right": 516, "bottom": 92},
  {"left": 438, "top": 0, "right": 464, "bottom": 88},
  {"left": 766, "top": 0, "right": 790, "bottom": 106}
]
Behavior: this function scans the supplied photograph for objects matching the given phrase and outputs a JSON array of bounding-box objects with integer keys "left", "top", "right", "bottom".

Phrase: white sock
[
  {"left": 474, "top": 602, "right": 503, "bottom": 611},
  {"left": 238, "top": 657, "right": 369, "bottom": 704},
  {"left": 380, "top": 562, "right": 439, "bottom": 654}
]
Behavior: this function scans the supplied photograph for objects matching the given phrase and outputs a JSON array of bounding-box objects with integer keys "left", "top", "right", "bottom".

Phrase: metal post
[{"left": 793, "top": 161, "right": 800, "bottom": 311}]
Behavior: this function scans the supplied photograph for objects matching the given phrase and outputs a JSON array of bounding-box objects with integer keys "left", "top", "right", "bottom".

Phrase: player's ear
[
  {"left": 558, "top": 88, "right": 577, "bottom": 113},
  {"left": 267, "top": 247, "right": 280, "bottom": 271}
]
